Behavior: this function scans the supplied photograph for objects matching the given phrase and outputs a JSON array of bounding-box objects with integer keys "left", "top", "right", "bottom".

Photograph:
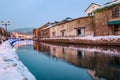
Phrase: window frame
[
  {"left": 76, "top": 27, "right": 85, "bottom": 37},
  {"left": 112, "top": 7, "right": 119, "bottom": 18},
  {"left": 52, "top": 32, "right": 55, "bottom": 37},
  {"left": 61, "top": 30, "right": 66, "bottom": 37}
]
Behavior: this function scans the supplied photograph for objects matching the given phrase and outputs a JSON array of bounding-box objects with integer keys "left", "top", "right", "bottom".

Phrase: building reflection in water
[
  {"left": 33, "top": 41, "right": 120, "bottom": 80},
  {"left": 13, "top": 40, "right": 33, "bottom": 49}
]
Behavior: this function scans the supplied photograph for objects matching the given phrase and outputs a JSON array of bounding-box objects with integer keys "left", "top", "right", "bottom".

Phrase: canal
[{"left": 15, "top": 41, "right": 120, "bottom": 80}]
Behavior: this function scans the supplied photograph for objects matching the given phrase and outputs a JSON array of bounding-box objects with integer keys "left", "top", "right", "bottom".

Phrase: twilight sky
[{"left": 0, "top": 0, "right": 110, "bottom": 31}]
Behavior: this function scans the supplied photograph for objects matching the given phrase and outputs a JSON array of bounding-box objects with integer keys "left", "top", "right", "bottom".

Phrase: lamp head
[{"left": 8, "top": 21, "right": 10, "bottom": 25}]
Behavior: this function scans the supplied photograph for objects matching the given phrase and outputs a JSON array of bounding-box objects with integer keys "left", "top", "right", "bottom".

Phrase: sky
[{"left": 0, "top": 0, "right": 110, "bottom": 31}]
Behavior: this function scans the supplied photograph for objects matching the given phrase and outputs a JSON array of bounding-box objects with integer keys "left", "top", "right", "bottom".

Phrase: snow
[
  {"left": 0, "top": 41, "right": 36, "bottom": 80},
  {"left": 44, "top": 25, "right": 53, "bottom": 29},
  {"left": 93, "top": 0, "right": 120, "bottom": 12},
  {"left": 74, "top": 35, "right": 120, "bottom": 41},
  {"left": 101, "top": 0, "right": 120, "bottom": 8},
  {"left": 41, "top": 35, "right": 120, "bottom": 41}
]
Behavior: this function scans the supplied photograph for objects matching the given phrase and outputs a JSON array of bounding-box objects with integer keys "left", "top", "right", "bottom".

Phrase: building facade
[
  {"left": 94, "top": 1, "right": 120, "bottom": 36},
  {"left": 38, "top": 22, "right": 51, "bottom": 39},
  {"left": 50, "top": 16, "right": 94, "bottom": 38},
  {"left": 85, "top": 3, "right": 101, "bottom": 16},
  {"left": 33, "top": 29, "right": 39, "bottom": 39}
]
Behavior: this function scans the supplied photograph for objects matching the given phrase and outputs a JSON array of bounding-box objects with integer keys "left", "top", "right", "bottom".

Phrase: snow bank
[
  {"left": 41, "top": 35, "right": 120, "bottom": 41},
  {"left": 0, "top": 41, "right": 36, "bottom": 80}
]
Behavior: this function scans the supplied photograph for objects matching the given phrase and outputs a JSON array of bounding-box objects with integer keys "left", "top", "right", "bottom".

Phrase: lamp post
[{"left": 1, "top": 21, "right": 10, "bottom": 32}]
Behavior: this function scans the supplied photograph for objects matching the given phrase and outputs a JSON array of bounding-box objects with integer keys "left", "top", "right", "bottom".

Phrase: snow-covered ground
[
  {"left": 0, "top": 41, "right": 36, "bottom": 80},
  {"left": 41, "top": 35, "right": 120, "bottom": 41}
]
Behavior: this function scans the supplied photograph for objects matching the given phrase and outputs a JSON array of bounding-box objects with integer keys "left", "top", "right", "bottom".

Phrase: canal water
[{"left": 15, "top": 41, "right": 120, "bottom": 80}]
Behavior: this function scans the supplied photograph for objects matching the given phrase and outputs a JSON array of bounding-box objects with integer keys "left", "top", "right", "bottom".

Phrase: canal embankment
[
  {"left": 0, "top": 41, "right": 36, "bottom": 80},
  {"left": 35, "top": 36, "right": 120, "bottom": 46}
]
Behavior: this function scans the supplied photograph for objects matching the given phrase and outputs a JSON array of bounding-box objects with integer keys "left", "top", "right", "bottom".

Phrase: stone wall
[
  {"left": 50, "top": 16, "right": 94, "bottom": 38},
  {"left": 39, "top": 37, "right": 120, "bottom": 46}
]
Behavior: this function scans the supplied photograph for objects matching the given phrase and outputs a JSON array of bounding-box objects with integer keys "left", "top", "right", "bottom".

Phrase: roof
[
  {"left": 38, "top": 22, "right": 51, "bottom": 30},
  {"left": 50, "top": 16, "right": 93, "bottom": 28},
  {"left": 85, "top": 3, "right": 101, "bottom": 12},
  {"left": 93, "top": 0, "right": 120, "bottom": 13}
]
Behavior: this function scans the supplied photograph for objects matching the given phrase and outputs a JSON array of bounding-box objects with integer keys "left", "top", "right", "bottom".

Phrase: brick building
[
  {"left": 94, "top": 0, "right": 120, "bottom": 36},
  {"left": 38, "top": 22, "right": 51, "bottom": 38},
  {"left": 33, "top": 29, "right": 39, "bottom": 39}
]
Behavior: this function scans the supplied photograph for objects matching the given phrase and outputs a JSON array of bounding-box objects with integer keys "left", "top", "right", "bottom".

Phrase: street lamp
[{"left": 1, "top": 21, "right": 10, "bottom": 32}]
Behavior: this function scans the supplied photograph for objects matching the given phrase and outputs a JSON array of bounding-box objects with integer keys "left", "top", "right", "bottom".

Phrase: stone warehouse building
[
  {"left": 50, "top": 16, "right": 94, "bottom": 38},
  {"left": 33, "top": 0, "right": 120, "bottom": 40}
]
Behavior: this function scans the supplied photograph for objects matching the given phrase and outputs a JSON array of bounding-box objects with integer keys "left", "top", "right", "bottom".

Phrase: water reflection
[
  {"left": 13, "top": 40, "right": 32, "bottom": 48},
  {"left": 33, "top": 41, "right": 120, "bottom": 80}
]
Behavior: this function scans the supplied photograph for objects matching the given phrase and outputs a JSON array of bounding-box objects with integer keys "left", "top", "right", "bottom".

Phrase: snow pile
[
  {"left": 41, "top": 35, "right": 120, "bottom": 41},
  {"left": 0, "top": 41, "right": 36, "bottom": 80},
  {"left": 74, "top": 35, "right": 120, "bottom": 41}
]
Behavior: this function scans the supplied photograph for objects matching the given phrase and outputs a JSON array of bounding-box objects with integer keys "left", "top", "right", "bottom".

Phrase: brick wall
[{"left": 94, "top": 5, "right": 120, "bottom": 36}]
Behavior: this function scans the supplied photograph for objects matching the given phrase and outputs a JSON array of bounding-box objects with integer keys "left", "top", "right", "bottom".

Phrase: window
[
  {"left": 114, "top": 24, "right": 120, "bottom": 35},
  {"left": 52, "top": 32, "right": 55, "bottom": 37},
  {"left": 77, "top": 50, "right": 85, "bottom": 58},
  {"left": 62, "top": 47, "right": 65, "bottom": 54},
  {"left": 53, "top": 47, "right": 56, "bottom": 52},
  {"left": 112, "top": 7, "right": 119, "bottom": 18},
  {"left": 114, "top": 24, "right": 119, "bottom": 32},
  {"left": 114, "top": 24, "right": 120, "bottom": 32},
  {"left": 88, "top": 13, "right": 93, "bottom": 16},
  {"left": 76, "top": 27, "right": 85, "bottom": 37},
  {"left": 61, "top": 30, "right": 66, "bottom": 37}
]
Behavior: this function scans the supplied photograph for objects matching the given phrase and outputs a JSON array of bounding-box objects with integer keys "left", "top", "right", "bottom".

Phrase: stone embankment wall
[{"left": 35, "top": 36, "right": 120, "bottom": 46}]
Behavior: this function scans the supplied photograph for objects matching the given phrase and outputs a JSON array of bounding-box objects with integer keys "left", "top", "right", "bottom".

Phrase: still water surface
[{"left": 16, "top": 41, "right": 120, "bottom": 80}]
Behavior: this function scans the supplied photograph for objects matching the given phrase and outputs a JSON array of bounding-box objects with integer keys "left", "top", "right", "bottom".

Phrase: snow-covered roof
[
  {"left": 102, "top": 0, "right": 120, "bottom": 8},
  {"left": 44, "top": 25, "right": 52, "bottom": 29},
  {"left": 94, "top": 0, "right": 120, "bottom": 12},
  {"left": 44, "top": 23, "right": 56, "bottom": 30}
]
